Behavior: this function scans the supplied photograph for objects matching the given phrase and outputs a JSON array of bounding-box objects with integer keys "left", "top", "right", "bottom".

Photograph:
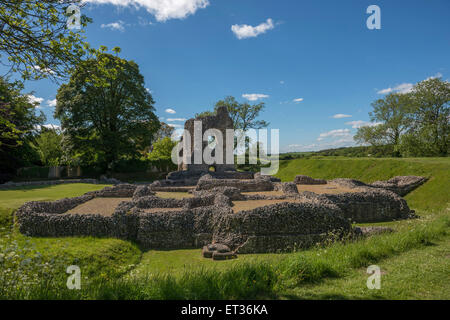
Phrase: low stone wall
[
  {"left": 0, "top": 179, "right": 98, "bottom": 190},
  {"left": 192, "top": 187, "right": 245, "bottom": 200},
  {"left": 294, "top": 175, "right": 327, "bottom": 185},
  {"left": 15, "top": 195, "right": 120, "bottom": 238},
  {"left": 370, "top": 176, "right": 428, "bottom": 196},
  {"left": 15, "top": 174, "right": 419, "bottom": 253},
  {"left": 212, "top": 201, "right": 350, "bottom": 253},
  {"left": 86, "top": 184, "right": 137, "bottom": 198},
  {"left": 196, "top": 178, "right": 274, "bottom": 192},
  {"left": 297, "top": 179, "right": 414, "bottom": 223}
]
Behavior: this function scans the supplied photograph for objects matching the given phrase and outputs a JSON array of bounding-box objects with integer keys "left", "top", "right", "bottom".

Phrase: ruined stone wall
[
  {"left": 181, "top": 106, "right": 235, "bottom": 173},
  {"left": 15, "top": 176, "right": 419, "bottom": 253},
  {"left": 370, "top": 176, "right": 428, "bottom": 196},
  {"left": 196, "top": 178, "right": 274, "bottom": 192},
  {"left": 212, "top": 201, "right": 350, "bottom": 253}
]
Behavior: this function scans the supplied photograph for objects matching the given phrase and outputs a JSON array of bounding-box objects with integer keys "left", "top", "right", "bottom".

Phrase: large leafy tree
[
  {"left": 0, "top": 0, "right": 91, "bottom": 81},
  {"left": 55, "top": 48, "right": 160, "bottom": 169},
  {"left": 33, "top": 127, "right": 63, "bottom": 166},
  {"left": 355, "top": 77, "right": 449, "bottom": 157},
  {"left": 406, "top": 77, "right": 450, "bottom": 156},
  {"left": 148, "top": 137, "right": 177, "bottom": 161},
  {"left": 0, "top": 77, "right": 44, "bottom": 180},
  {"left": 354, "top": 92, "right": 413, "bottom": 153},
  {"left": 153, "top": 121, "right": 175, "bottom": 141}
]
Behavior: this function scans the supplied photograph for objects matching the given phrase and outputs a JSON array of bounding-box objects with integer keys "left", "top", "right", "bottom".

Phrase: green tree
[
  {"left": 196, "top": 96, "right": 269, "bottom": 131},
  {"left": 147, "top": 137, "right": 177, "bottom": 161},
  {"left": 34, "top": 128, "right": 63, "bottom": 166},
  {"left": 405, "top": 77, "right": 450, "bottom": 156},
  {"left": 355, "top": 92, "right": 412, "bottom": 151},
  {"left": 0, "top": 0, "right": 92, "bottom": 81},
  {"left": 153, "top": 122, "right": 175, "bottom": 141},
  {"left": 0, "top": 77, "right": 44, "bottom": 179},
  {"left": 55, "top": 49, "right": 160, "bottom": 169}
]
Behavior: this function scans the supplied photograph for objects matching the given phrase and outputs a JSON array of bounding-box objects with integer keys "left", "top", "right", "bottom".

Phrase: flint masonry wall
[
  {"left": 212, "top": 201, "right": 351, "bottom": 253},
  {"left": 15, "top": 175, "right": 419, "bottom": 253}
]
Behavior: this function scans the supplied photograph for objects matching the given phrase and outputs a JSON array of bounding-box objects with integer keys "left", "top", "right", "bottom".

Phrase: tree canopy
[
  {"left": 0, "top": 76, "right": 44, "bottom": 180},
  {"left": 0, "top": 0, "right": 92, "bottom": 81},
  {"left": 355, "top": 77, "right": 449, "bottom": 157},
  {"left": 55, "top": 49, "right": 160, "bottom": 169}
]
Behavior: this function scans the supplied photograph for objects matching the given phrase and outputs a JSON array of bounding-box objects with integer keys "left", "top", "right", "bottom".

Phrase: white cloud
[
  {"left": 27, "top": 95, "right": 44, "bottom": 107},
  {"left": 231, "top": 18, "right": 275, "bottom": 39},
  {"left": 165, "top": 108, "right": 176, "bottom": 114},
  {"left": 242, "top": 93, "right": 269, "bottom": 101},
  {"left": 86, "top": 0, "right": 209, "bottom": 22},
  {"left": 377, "top": 83, "right": 413, "bottom": 95},
  {"left": 280, "top": 80, "right": 285, "bottom": 85},
  {"left": 317, "top": 128, "right": 351, "bottom": 141},
  {"left": 293, "top": 98, "right": 304, "bottom": 103},
  {"left": 101, "top": 20, "right": 125, "bottom": 31},
  {"left": 35, "top": 124, "right": 61, "bottom": 131},
  {"left": 332, "top": 114, "right": 352, "bottom": 119},
  {"left": 167, "top": 123, "right": 183, "bottom": 128},
  {"left": 33, "top": 65, "right": 55, "bottom": 75},
  {"left": 167, "top": 118, "right": 186, "bottom": 122},
  {"left": 345, "top": 120, "right": 383, "bottom": 129},
  {"left": 377, "top": 73, "right": 445, "bottom": 95},
  {"left": 46, "top": 99, "right": 57, "bottom": 107}
]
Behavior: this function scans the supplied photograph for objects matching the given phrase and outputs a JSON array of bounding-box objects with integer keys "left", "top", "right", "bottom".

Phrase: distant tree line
[{"left": 355, "top": 77, "right": 449, "bottom": 157}]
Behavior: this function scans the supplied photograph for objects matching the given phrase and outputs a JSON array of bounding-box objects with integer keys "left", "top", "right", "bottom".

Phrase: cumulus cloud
[
  {"left": 33, "top": 65, "right": 56, "bottom": 75},
  {"left": 377, "top": 83, "right": 413, "bottom": 95},
  {"left": 293, "top": 98, "right": 304, "bottom": 103},
  {"left": 377, "top": 73, "right": 445, "bottom": 95},
  {"left": 46, "top": 99, "right": 57, "bottom": 107},
  {"left": 317, "top": 128, "right": 351, "bottom": 141},
  {"left": 27, "top": 95, "right": 44, "bottom": 107},
  {"left": 242, "top": 93, "right": 269, "bottom": 101},
  {"left": 101, "top": 20, "right": 125, "bottom": 31},
  {"left": 85, "top": 0, "right": 209, "bottom": 22},
  {"left": 35, "top": 124, "right": 61, "bottom": 131},
  {"left": 165, "top": 108, "right": 176, "bottom": 114},
  {"left": 167, "top": 118, "right": 186, "bottom": 122},
  {"left": 231, "top": 18, "right": 275, "bottom": 39},
  {"left": 345, "top": 120, "right": 383, "bottom": 129},
  {"left": 167, "top": 123, "right": 183, "bottom": 128},
  {"left": 331, "top": 114, "right": 352, "bottom": 119}
]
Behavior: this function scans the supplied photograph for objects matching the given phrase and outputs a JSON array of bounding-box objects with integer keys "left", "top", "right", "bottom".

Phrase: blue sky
[{"left": 7, "top": 0, "right": 450, "bottom": 152}]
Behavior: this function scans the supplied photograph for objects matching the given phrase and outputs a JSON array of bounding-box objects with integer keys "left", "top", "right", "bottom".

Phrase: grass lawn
[{"left": 0, "top": 157, "right": 449, "bottom": 299}]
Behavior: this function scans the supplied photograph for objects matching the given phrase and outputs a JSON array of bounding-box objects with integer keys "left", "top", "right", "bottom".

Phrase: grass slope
[{"left": 275, "top": 157, "right": 449, "bottom": 213}]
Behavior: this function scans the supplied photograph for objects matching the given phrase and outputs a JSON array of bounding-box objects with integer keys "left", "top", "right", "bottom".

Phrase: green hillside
[{"left": 275, "top": 157, "right": 450, "bottom": 213}]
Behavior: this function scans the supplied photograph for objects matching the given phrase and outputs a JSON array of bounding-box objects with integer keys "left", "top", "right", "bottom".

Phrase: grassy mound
[{"left": 275, "top": 157, "right": 449, "bottom": 213}]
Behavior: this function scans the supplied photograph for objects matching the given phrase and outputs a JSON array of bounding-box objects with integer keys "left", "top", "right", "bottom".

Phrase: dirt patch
[
  {"left": 66, "top": 198, "right": 131, "bottom": 216},
  {"left": 141, "top": 208, "right": 185, "bottom": 214},
  {"left": 297, "top": 183, "right": 360, "bottom": 194},
  {"left": 232, "top": 199, "right": 304, "bottom": 213},
  {"left": 155, "top": 192, "right": 193, "bottom": 199}
]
